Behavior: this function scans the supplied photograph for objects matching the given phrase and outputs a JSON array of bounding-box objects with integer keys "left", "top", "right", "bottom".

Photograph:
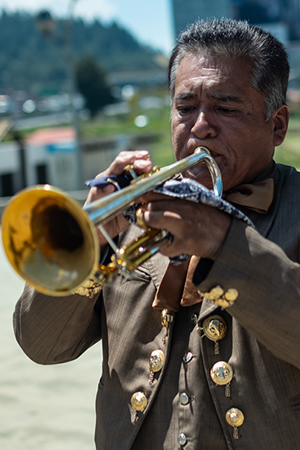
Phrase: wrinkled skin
[{"left": 87, "top": 54, "right": 289, "bottom": 259}]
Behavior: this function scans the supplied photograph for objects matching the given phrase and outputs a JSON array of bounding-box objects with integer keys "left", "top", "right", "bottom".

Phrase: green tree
[
  {"left": 75, "top": 56, "right": 115, "bottom": 117},
  {"left": 0, "top": 11, "right": 164, "bottom": 94}
]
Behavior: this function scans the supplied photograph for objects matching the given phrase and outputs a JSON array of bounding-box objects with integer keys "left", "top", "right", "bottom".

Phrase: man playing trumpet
[{"left": 13, "top": 18, "right": 300, "bottom": 449}]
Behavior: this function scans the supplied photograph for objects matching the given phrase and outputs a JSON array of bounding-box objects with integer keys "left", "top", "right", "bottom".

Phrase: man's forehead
[
  {"left": 179, "top": 51, "right": 253, "bottom": 75},
  {"left": 174, "top": 54, "right": 253, "bottom": 98},
  {"left": 173, "top": 76, "right": 245, "bottom": 101}
]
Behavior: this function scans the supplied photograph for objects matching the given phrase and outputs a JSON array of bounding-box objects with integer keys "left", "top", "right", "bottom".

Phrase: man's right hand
[{"left": 85, "top": 150, "right": 152, "bottom": 247}]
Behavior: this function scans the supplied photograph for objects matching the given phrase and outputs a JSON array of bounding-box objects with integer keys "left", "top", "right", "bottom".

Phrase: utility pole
[{"left": 36, "top": 2, "right": 83, "bottom": 190}]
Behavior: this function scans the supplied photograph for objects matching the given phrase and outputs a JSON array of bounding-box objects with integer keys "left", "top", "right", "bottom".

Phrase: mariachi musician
[{"left": 11, "top": 18, "right": 300, "bottom": 449}]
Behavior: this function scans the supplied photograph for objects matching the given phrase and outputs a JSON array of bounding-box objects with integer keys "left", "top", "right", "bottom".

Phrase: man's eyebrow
[
  {"left": 208, "top": 93, "right": 244, "bottom": 103},
  {"left": 174, "top": 92, "right": 197, "bottom": 101},
  {"left": 174, "top": 92, "right": 244, "bottom": 103}
]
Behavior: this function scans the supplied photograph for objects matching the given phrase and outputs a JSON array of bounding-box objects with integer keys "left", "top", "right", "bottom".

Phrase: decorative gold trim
[
  {"left": 198, "top": 285, "right": 238, "bottom": 308},
  {"left": 74, "top": 279, "right": 103, "bottom": 297}
]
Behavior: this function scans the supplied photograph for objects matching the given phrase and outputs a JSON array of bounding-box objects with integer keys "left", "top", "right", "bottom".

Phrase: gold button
[
  {"left": 199, "top": 315, "right": 227, "bottom": 341},
  {"left": 161, "top": 309, "right": 175, "bottom": 328},
  {"left": 224, "top": 288, "right": 239, "bottom": 302},
  {"left": 198, "top": 285, "right": 239, "bottom": 308},
  {"left": 209, "top": 285, "right": 224, "bottom": 300},
  {"left": 131, "top": 392, "right": 147, "bottom": 411},
  {"left": 210, "top": 361, "right": 233, "bottom": 385},
  {"left": 149, "top": 350, "right": 165, "bottom": 373},
  {"left": 226, "top": 408, "right": 244, "bottom": 428}
]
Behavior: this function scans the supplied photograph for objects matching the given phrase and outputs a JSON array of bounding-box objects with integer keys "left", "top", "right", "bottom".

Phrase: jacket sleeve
[
  {"left": 13, "top": 284, "right": 102, "bottom": 365},
  {"left": 195, "top": 218, "right": 300, "bottom": 370}
]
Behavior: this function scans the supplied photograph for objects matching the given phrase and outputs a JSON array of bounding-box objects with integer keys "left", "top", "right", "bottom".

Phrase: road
[
  {"left": 0, "top": 230, "right": 102, "bottom": 450},
  {"left": 14, "top": 112, "right": 74, "bottom": 131}
]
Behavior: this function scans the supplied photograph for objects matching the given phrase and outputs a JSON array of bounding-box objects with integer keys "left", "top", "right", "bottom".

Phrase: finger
[
  {"left": 142, "top": 208, "right": 184, "bottom": 233},
  {"left": 144, "top": 199, "right": 188, "bottom": 218},
  {"left": 139, "top": 200, "right": 231, "bottom": 259},
  {"left": 102, "top": 150, "right": 151, "bottom": 176},
  {"left": 139, "top": 192, "right": 169, "bottom": 203},
  {"left": 85, "top": 183, "right": 116, "bottom": 205},
  {"left": 142, "top": 208, "right": 193, "bottom": 257},
  {"left": 87, "top": 150, "right": 152, "bottom": 204},
  {"left": 132, "top": 158, "right": 152, "bottom": 173}
]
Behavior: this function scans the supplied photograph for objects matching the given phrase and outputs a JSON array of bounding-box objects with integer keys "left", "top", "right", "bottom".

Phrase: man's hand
[
  {"left": 85, "top": 150, "right": 152, "bottom": 246},
  {"left": 138, "top": 194, "right": 232, "bottom": 260}
]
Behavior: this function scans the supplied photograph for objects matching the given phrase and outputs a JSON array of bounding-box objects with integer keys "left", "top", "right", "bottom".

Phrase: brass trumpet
[{"left": 1, "top": 147, "right": 222, "bottom": 296}]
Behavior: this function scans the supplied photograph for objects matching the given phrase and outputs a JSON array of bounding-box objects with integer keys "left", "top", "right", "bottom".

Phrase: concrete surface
[{"left": 0, "top": 228, "right": 102, "bottom": 450}]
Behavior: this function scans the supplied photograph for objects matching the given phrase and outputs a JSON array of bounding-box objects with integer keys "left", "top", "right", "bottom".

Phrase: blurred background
[{"left": 0, "top": 1, "right": 299, "bottom": 449}]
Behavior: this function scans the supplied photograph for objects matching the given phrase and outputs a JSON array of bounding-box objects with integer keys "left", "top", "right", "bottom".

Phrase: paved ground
[{"left": 0, "top": 228, "right": 102, "bottom": 450}]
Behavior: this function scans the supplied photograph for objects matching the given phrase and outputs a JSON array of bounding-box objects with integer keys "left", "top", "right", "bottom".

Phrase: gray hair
[{"left": 168, "top": 18, "right": 290, "bottom": 120}]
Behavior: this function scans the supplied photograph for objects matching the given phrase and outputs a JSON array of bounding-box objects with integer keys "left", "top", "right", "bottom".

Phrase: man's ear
[{"left": 273, "top": 105, "right": 289, "bottom": 147}]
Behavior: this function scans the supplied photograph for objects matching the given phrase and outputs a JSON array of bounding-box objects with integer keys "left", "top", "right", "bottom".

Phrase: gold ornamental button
[
  {"left": 210, "top": 361, "right": 233, "bottom": 386},
  {"left": 199, "top": 315, "right": 227, "bottom": 341},
  {"left": 224, "top": 288, "right": 239, "bottom": 302},
  {"left": 161, "top": 309, "right": 175, "bottom": 328},
  {"left": 208, "top": 285, "right": 224, "bottom": 300},
  {"left": 149, "top": 350, "right": 165, "bottom": 373},
  {"left": 198, "top": 285, "right": 239, "bottom": 308},
  {"left": 131, "top": 392, "right": 148, "bottom": 411},
  {"left": 226, "top": 408, "right": 244, "bottom": 428}
]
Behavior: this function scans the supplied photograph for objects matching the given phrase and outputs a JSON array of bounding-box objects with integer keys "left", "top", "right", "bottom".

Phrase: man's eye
[
  {"left": 177, "top": 106, "right": 195, "bottom": 115},
  {"left": 216, "top": 107, "right": 237, "bottom": 115}
]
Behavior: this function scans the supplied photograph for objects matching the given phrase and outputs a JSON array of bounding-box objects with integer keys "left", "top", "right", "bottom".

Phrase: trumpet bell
[{"left": 1, "top": 185, "right": 99, "bottom": 296}]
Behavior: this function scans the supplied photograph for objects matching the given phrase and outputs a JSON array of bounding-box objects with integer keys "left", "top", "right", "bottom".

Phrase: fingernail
[
  {"left": 136, "top": 160, "right": 151, "bottom": 168},
  {"left": 136, "top": 150, "right": 149, "bottom": 158},
  {"left": 143, "top": 211, "right": 150, "bottom": 222}
]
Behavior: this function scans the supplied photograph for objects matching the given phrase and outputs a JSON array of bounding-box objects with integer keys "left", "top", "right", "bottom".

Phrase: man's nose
[{"left": 191, "top": 110, "right": 217, "bottom": 139}]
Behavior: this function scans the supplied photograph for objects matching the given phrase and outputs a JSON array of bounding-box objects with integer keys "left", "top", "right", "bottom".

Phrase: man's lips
[{"left": 187, "top": 147, "right": 220, "bottom": 159}]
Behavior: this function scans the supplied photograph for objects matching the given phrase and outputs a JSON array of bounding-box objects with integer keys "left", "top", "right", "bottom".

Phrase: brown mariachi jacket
[{"left": 14, "top": 162, "right": 300, "bottom": 449}]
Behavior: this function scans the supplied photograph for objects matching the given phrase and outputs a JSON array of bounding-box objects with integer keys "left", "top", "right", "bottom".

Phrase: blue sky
[{"left": 1, "top": 0, "right": 175, "bottom": 55}]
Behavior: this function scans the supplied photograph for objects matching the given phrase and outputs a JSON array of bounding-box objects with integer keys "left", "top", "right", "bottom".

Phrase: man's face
[{"left": 171, "top": 53, "right": 283, "bottom": 191}]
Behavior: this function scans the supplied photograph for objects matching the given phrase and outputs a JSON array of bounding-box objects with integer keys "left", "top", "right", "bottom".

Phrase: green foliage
[
  {"left": 75, "top": 56, "right": 115, "bottom": 116},
  {"left": 274, "top": 110, "right": 300, "bottom": 168},
  {"left": 0, "top": 10, "right": 163, "bottom": 95}
]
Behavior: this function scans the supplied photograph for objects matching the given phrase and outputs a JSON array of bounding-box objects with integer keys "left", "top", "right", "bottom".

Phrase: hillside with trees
[{"left": 0, "top": 10, "right": 166, "bottom": 96}]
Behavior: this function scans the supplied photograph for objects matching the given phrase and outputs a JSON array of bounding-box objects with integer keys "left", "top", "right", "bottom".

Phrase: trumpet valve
[{"left": 136, "top": 207, "right": 148, "bottom": 230}]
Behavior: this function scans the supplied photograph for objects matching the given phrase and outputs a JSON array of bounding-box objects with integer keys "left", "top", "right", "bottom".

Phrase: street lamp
[
  {"left": 35, "top": 10, "right": 56, "bottom": 37},
  {"left": 35, "top": 2, "right": 82, "bottom": 191}
]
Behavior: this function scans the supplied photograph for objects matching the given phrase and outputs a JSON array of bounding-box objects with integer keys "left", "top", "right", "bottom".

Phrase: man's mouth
[
  {"left": 189, "top": 146, "right": 219, "bottom": 160},
  {"left": 207, "top": 150, "right": 219, "bottom": 159}
]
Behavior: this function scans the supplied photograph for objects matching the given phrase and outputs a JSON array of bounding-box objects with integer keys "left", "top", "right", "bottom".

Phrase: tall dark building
[
  {"left": 170, "top": 0, "right": 232, "bottom": 37},
  {"left": 170, "top": 0, "right": 300, "bottom": 42}
]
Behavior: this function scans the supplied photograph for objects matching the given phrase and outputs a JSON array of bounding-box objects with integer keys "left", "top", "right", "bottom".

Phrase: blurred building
[
  {"left": 170, "top": 0, "right": 300, "bottom": 92},
  {"left": 0, "top": 126, "right": 161, "bottom": 198},
  {"left": 0, "top": 127, "right": 126, "bottom": 197},
  {"left": 171, "top": 0, "right": 300, "bottom": 42},
  {"left": 171, "top": 0, "right": 232, "bottom": 37}
]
